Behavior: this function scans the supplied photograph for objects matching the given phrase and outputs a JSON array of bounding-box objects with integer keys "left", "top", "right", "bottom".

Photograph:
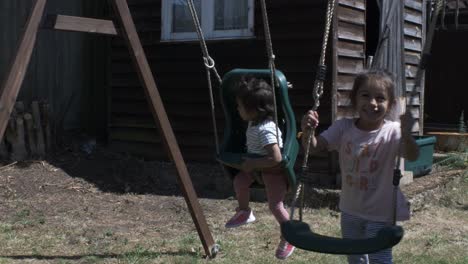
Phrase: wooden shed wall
[
  {"left": 332, "top": 0, "right": 366, "bottom": 120},
  {"left": 0, "top": 0, "right": 109, "bottom": 135},
  {"left": 404, "top": 0, "right": 426, "bottom": 133},
  {"left": 109, "top": 0, "right": 333, "bottom": 166},
  {"left": 332, "top": 0, "right": 425, "bottom": 133}
]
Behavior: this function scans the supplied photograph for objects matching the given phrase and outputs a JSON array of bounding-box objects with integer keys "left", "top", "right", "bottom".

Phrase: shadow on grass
[
  {"left": 45, "top": 147, "right": 341, "bottom": 209},
  {"left": 0, "top": 250, "right": 198, "bottom": 260},
  {"left": 3, "top": 144, "right": 340, "bottom": 209},
  {"left": 44, "top": 146, "right": 232, "bottom": 200}
]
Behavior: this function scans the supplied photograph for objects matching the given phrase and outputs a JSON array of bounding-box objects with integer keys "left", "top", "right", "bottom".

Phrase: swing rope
[
  {"left": 259, "top": 0, "right": 280, "bottom": 147},
  {"left": 393, "top": 0, "right": 444, "bottom": 224},
  {"left": 409, "top": 0, "right": 444, "bottom": 101},
  {"left": 289, "top": 0, "right": 337, "bottom": 222},
  {"left": 186, "top": 0, "right": 222, "bottom": 154}
]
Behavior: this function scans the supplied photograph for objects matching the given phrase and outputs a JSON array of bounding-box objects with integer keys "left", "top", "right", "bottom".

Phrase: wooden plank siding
[
  {"left": 332, "top": 0, "right": 366, "bottom": 120},
  {"left": 330, "top": 0, "right": 425, "bottom": 130},
  {"left": 404, "top": 0, "right": 426, "bottom": 133},
  {"left": 109, "top": 0, "right": 332, "bottom": 163},
  {"left": 0, "top": 0, "right": 109, "bottom": 136}
]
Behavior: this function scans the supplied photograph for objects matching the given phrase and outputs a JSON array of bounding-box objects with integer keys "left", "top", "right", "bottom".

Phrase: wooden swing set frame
[{"left": 0, "top": 0, "right": 218, "bottom": 258}]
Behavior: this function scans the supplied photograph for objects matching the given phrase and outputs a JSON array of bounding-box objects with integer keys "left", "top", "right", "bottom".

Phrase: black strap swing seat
[
  {"left": 216, "top": 69, "right": 300, "bottom": 189},
  {"left": 281, "top": 220, "right": 404, "bottom": 254}
]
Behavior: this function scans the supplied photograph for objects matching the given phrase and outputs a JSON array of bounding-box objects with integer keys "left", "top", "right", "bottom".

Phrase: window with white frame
[{"left": 161, "top": 0, "right": 254, "bottom": 41}]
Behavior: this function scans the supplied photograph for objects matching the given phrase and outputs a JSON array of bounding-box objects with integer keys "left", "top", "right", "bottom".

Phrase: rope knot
[
  {"left": 316, "top": 64, "right": 327, "bottom": 81},
  {"left": 203, "top": 56, "right": 215, "bottom": 69}
]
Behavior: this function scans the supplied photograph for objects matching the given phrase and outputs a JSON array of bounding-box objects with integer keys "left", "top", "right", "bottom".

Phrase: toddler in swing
[
  {"left": 225, "top": 75, "right": 295, "bottom": 260},
  {"left": 301, "top": 70, "right": 419, "bottom": 264}
]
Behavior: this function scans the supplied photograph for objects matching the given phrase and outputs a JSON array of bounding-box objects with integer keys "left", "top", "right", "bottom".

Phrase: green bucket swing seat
[{"left": 216, "top": 69, "right": 299, "bottom": 189}]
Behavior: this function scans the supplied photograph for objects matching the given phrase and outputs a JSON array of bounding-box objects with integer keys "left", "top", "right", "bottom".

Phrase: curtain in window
[
  {"left": 172, "top": 0, "right": 201, "bottom": 33},
  {"left": 214, "top": 0, "right": 248, "bottom": 30},
  {"left": 371, "top": 0, "right": 406, "bottom": 120}
]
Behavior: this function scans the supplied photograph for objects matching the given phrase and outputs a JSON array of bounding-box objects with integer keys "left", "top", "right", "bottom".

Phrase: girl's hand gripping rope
[{"left": 399, "top": 111, "right": 420, "bottom": 161}]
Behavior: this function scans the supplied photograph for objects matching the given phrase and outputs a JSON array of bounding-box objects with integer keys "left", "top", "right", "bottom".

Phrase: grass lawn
[{"left": 0, "top": 157, "right": 466, "bottom": 263}]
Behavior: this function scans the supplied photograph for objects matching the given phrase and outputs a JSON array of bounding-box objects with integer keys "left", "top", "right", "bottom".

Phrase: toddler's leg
[
  {"left": 262, "top": 172, "right": 289, "bottom": 223},
  {"left": 263, "top": 171, "right": 295, "bottom": 260},
  {"left": 341, "top": 212, "right": 369, "bottom": 264},
  {"left": 233, "top": 171, "right": 253, "bottom": 210},
  {"left": 365, "top": 222, "right": 393, "bottom": 264}
]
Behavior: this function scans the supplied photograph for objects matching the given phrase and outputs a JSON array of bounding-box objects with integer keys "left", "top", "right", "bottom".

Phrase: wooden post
[
  {"left": 0, "top": 139, "right": 7, "bottom": 159},
  {"left": 24, "top": 113, "right": 38, "bottom": 156},
  {"left": 0, "top": 0, "right": 47, "bottom": 141},
  {"left": 41, "top": 103, "right": 52, "bottom": 151},
  {"left": 14, "top": 117, "right": 28, "bottom": 160},
  {"left": 111, "top": 0, "right": 217, "bottom": 257},
  {"left": 15, "top": 102, "right": 25, "bottom": 114},
  {"left": 32, "top": 101, "right": 46, "bottom": 157},
  {"left": 6, "top": 117, "right": 28, "bottom": 161}
]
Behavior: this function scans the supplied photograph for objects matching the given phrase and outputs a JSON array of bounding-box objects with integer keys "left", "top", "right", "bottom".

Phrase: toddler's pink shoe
[
  {"left": 225, "top": 209, "right": 256, "bottom": 228},
  {"left": 275, "top": 238, "right": 295, "bottom": 260}
]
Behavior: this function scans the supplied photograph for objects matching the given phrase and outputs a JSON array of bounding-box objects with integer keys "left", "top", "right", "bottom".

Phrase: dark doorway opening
[
  {"left": 424, "top": 30, "right": 468, "bottom": 131},
  {"left": 366, "top": 0, "right": 380, "bottom": 59}
]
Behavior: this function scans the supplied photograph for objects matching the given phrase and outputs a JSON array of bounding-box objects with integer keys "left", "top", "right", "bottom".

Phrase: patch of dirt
[{"left": 0, "top": 147, "right": 236, "bottom": 258}]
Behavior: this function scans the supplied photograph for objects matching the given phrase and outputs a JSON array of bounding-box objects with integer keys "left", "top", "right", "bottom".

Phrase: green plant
[
  {"left": 121, "top": 244, "right": 152, "bottom": 264},
  {"left": 435, "top": 151, "right": 468, "bottom": 170},
  {"left": 459, "top": 110, "right": 467, "bottom": 133}
]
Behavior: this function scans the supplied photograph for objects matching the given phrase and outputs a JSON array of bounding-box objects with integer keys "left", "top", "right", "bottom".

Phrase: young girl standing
[
  {"left": 225, "top": 76, "right": 295, "bottom": 260},
  {"left": 301, "top": 70, "right": 419, "bottom": 264}
]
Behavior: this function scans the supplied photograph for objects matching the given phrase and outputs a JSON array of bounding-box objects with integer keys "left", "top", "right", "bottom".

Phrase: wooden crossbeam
[
  {"left": 44, "top": 14, "right": 118, "bottom": 36},
  {"left": 0, "top": 0, "right": 47, "bottom": 140},
  {"left": 111, "top": 0, "right": 217, "bottom": 257}
]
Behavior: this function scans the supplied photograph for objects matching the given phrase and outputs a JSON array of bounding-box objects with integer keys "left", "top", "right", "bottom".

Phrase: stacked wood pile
[{"left": 0, "top": 101, "right": 52, "bottom": 161}]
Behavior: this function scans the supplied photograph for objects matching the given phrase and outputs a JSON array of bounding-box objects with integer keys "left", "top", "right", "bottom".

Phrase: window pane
[
  {"left": 172, "top": 0, "right": 201, "bottom": 33},
  {"left": 214, "top": 0, "right": 249, "bottom": 30}
]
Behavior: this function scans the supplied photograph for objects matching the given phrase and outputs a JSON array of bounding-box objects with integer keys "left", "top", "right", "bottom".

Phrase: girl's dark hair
[
  {"left": 234, "top": 75, "right": 275, "bottom": 123},
  {"left": 350, "top": 69, "right": 396, "bottom": 110}
]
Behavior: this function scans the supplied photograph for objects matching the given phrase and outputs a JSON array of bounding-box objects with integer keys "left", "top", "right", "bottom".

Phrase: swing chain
[
  {"left": 186, "top": 0, "right": 222, "bottom": 85},
  {"left": 186, "top": 0, "right": 221, "bottom": 154},
  {"left": 393, "top": 0, "right": 444, "bottom": 225},
  {"left": 409, "top": 0, "right": 444, "bottom": 99},
  {"left": 289, "top": 0, "right": 337, "bottom": 221},
  {"left": 312, "top": 0, "right": 336, "bottom": 112},
  {"left": 259, "top": 0, "right": 281, "bottom": 150}
]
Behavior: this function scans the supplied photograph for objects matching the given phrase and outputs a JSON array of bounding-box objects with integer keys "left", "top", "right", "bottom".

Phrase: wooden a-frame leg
[
  {"left": 0, "top": 0, "right": 47, "bottom": 140},
  {"left": 111, "top": 0, "right": 218, "bottom": 258}
]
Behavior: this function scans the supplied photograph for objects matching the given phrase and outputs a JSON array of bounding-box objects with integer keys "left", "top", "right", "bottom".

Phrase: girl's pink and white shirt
[{"left": 321, "top": 118, "right": 410, "bottom": 222}]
